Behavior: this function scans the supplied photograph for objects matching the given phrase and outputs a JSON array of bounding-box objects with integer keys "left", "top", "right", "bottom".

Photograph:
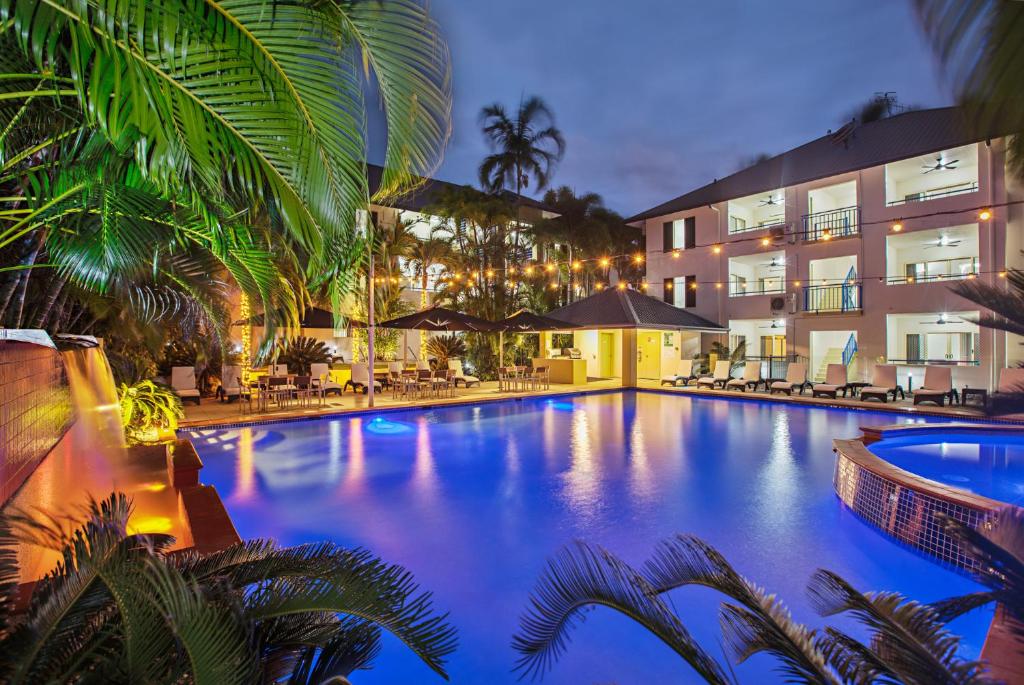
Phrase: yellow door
[
  {"left": 599, "top": 332, "right": 614, "bottom": 377},
  {"left": 637, "top": 331, "right": 661, "bottom": 380}
]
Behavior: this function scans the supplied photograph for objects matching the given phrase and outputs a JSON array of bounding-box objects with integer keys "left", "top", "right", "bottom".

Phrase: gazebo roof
[{"left": 545, "top": 287, "right": 726, "bottom": 332}]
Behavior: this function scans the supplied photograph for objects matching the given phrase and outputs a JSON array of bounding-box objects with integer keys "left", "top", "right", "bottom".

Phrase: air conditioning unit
[{"left": 769, "top": 296, "right": 786, "bottom": 315}]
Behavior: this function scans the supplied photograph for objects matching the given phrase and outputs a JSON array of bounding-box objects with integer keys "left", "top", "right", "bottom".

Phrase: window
[
  {"left": 663, "top": 217, "right": 696, "bottom": 252},
  {"left": 729, "top": 216, "right": 747, "bottom": 233},
  {"left": 684, "top": 275, "right": 697, "bottom": 308},
  {"left": 663, "top": 278, "right": 674, "bottom": 304}
]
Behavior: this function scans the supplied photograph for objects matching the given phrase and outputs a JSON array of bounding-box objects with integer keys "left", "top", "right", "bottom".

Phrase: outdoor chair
[
  {"left": 770, "top": 363, "right": 810, "bottom": 395},
  {"left": 498, "top": 366, "right": 520, "bottom": 392},
  {"left": 449, "top": 359, "right": 480, "bottom": 387},
  {"left": 346, "top": 363, "right": 382, "bottom": 394},
  {"left": 530, "top": 365, "right": 550, "bottom": 391},
  {"left": 171, "top": 366, "right": 201, "bottom": 405},
  {"left": 661, "top": 358, "right": 697, "bottom": 386},
  {"left": 310, "top": 363, "right": 342, "bottom": 396},
  {"left": 432, "top": 369, "right": 455, "bottom": 398},
  {"left": 812, "top": 364, "right": 849, "bottom": 399},
  {"left": 991, "top": 367, "right": 1024, "bottom": 412},
  {"left": 266, "top": 375, "right": 291, "bottom": 408},
  {"left": 219, "top": 365, "right": 242, "bottom": 402},
  {"left": 913, "top": 366, "right": 957, "bottom": 406},
  {"left": 726, "top": 361, "right": 762, "bottom": 392},
  {"left": 696, "top": 360, "right": 731, "bottom": 389},
  {"left": 859, "top": 364, "right": 904, "bottom": 403}
]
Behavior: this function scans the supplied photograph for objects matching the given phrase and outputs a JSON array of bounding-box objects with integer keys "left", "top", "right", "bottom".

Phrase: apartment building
[{"left": 628, "top": 107, "right": 1023, "bottom": 390}]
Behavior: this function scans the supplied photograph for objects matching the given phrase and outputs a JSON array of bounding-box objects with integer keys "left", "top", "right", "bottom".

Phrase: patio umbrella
[
  {"left": 376, "top": 306, "right": 503, "bottom": 332},
  {"left": 497, "top": 310, "right": 576, "bottom": 365}
]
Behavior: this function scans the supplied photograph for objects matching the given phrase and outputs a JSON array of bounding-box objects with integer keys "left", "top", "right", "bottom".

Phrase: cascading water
[{"left": 60, "top": 345, "right": 127, "bottom": 453}]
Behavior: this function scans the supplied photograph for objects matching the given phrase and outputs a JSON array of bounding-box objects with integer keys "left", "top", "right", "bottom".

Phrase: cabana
[{"left": 543, "top": 287, "right": 727, "bottom": 385}]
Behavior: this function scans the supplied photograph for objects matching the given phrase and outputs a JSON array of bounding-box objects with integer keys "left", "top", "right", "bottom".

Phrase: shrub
[
  {"left": 118, "top": 380, "right": 184, "bottom": 444},
  {"left": 273, "top": 335, "right": 331, "bottom": 374}
]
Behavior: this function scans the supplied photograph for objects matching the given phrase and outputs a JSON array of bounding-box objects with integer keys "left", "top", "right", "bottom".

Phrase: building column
[{"left": 621, "top": 328, "right": 637, "bottom": 387}]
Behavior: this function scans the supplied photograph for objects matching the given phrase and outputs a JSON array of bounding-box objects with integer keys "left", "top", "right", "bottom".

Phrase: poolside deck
[{"left": 179, "top": 376, "right": 1024, "bottom": 429}]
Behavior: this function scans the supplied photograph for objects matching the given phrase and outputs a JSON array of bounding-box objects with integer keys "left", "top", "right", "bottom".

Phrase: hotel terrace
[{"left": 628, "top": 107, "right": 1022, "bottom": 391}]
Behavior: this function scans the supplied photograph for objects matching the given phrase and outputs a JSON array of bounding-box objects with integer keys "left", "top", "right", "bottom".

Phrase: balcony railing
[
  {"left": 800, "top": 206, "right": 859, "bottom": 242},
  {"left": 727, "top": 218, "right": 786, "bottom": 235},
  {"left": 803, "top": 283, "right": 861, "bottom": 313},
  {"left": 886, "top": 358, "right": 980, "bottom": 367},
  {"left": 728, "top": 281, "right": 785, "bottom": 297},
  {"left": 886, "top": 182, "right": 978, "bottom": 206},
  {"left": 887, "top": 257, "right": 980, "bottom": 285}
]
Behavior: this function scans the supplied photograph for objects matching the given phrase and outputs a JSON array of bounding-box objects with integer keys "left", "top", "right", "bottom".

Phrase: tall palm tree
[
  {"left": 513, "top": 529, "right": 1013, "bottom": 683},
  {"left": 914, "top": 0, "right": 1024, "bottom": 177},
  {"left": 478, "top": 96, "right": 565, "bottom": 259},
  {"left": 1, "top": 0, "right": 452, "bottom": 312},
  {"left": 0, "top": 492, "right": 457, "bottom": 683}
]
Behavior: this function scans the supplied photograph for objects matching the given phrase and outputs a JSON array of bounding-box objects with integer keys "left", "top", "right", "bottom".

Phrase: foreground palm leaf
[
  {"left": 515, "top": 535, "right": 998, "bottom": 683},
  {"left": 0, "top": 493, "right": 457, "bottom": 683}
]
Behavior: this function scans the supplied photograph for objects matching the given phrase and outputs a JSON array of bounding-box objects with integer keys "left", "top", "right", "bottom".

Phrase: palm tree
[
  {"left": 478, "top": 96, "right": 565, "bottom": 258},
  {"left": 513, "top": 527, "right": 1016, "bottom": 683},
  {"left": 1, "top": 0, "right": 452, "bottom": 317},
  {"left": 914, "top": 0, "right": 1024, "bottom": 177},
  {"left": 408, "top": 236, "right": 452, "bottom": 357},
  {"left": 0, "top": 492, "right": 456, "bottom": 683}
]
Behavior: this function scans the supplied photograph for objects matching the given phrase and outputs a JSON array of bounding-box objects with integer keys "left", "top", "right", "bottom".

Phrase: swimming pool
[
  {"left": 186, "top": 391, "right": 992, "bottom": 683},
  {"left": 869, "top": 430, "right": 1024, "bottom": 506}
]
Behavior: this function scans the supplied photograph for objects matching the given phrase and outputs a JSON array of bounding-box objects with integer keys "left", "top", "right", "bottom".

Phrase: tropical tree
[
  {"left": 478, "top": 96, "right": 565, "bottom": 257},
  {"left": 914, "top": 0, "right": 1024, "bottom": 177},
  {"left": 0, "top": 493, "right": 456, "bottom": 683},
  {"left": 118, "top": 380, "right": 184, "bottom": 445},
  {"left": 0, "top": 0, "right": 452, "bottom": 354},
  {"left": 513, "top": 522, "right": 1020, "bottom": 683}
]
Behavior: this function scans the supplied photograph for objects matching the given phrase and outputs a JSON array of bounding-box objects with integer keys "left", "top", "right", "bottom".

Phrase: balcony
[
  {"left": 727, "top": 189, "right": 786, "bottom": 235},
  {"left": 885, "top": 144, "right": 979, "bottom": 207},
  {"left": 803, "top": 283, "right": 861, "bottom": 313},
  {"left": 800, "top": 206, "right": 859, "bottom": 242},
  {"left": 728, "top": 251, "right": 786, "bottom": 297},
  {"left": 885, "top": 224, "right": 980, "bottom": 285}
]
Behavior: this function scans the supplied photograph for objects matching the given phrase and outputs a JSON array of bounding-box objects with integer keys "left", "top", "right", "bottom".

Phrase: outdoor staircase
[{"left": 814, "top": 348, "right": 845, "bottom": 382}]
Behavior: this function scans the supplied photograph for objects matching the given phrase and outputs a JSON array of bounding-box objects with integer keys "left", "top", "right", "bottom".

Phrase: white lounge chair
[
  {"left": 770, "top": 363, "right": 809, "bottom": 395},
  {"left": 345, "top": 363, "right": 382, "bottom": 394},
  {"left": 661, "top": 359, "right": 698, "bottom": 386},
  {"left": 310, "top": 362, "right": 342, "bottom": 396},
  {"left": 171, "top": 366, "right": 201, "bottom": 405},
  {"left": 812, "top": 364, "right": 849, "bottom": 399},
  {"left": 913, "top": 366, "right": 956, "bottom": 406},
  {"left": 448, "top": 359, "right": 480, "bottom": 387},
  {"left": 220, "top": 365, "right": 242, "bottom": 402},
  {"left": 726, "top": 361, "right": 762, "bottom": 391},
  {"left": 271, "top": 363, "right": 289, "bottom": 376},
  {"left": 859, "top": 365, "right": 904, "bottom": 403},
  {"left": 696, "top": 360, "right": 731, "bottom": 389}
]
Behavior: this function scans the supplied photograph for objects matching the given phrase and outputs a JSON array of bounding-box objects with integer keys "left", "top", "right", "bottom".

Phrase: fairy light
[
  {"left": 596, "top": 283, "right": 605, "bottom": 290},
  {"left": 239, "top": 293, "right": 251, "bottom": 383},
  {"left": 979, "top": 208, "right": 992, "bottom": 221},
  {"left": 471, "top": 270, "right": 479, "bottom": 278},
  {"left": 525, "top": 266, "right": 534, "bottom": 276},
  {"left": 640, "top": 282, "right": 648, "bottom": 290},
  {"left": 549, "top": 282, "right": 557, "bottom": 290},
  {"left": 508, "top": 266, "right": 516, "bottom": 275},
  {"left": 715, "top": 282, "right": 722, "bottom": 289},
  {"left": 486, "top": 269, "right": 495, "bottom": 278},
  {"left": 712, "top": 245, "right": 722, "bottom": 254},
  {"left": 999, "top": 271, "right": 1007, "bottom": 278},
  {"left": 572, "top": 261, "right": 582, "bottom": 271},
  {"left": 545, "top": 263, "right": 555, "bottom": 273},
  {"left": 794, "top": 280, "right": 801, "bottom": 286},
  {"left": 821, "top": 230, "right": 832, "bottom": 241},
  {"left": 665, "top": 282, "right": 673, "bottom": 290},
  {"left": 672, "top": 250, "right": 681, "bottom": 259},
  {"left": 891, "top": 221, "right": 903, "bottom": 232},
  {"left": 600, "top": 257, "right": 610, "bottom": 267},
  {"left": 617, "top": 282, "right": 627, "bottom": 290},
  {"left": 633, "top": 254, "right": 644, "bottom": 264},
  {"left": 689, "top": 281, "right": 697, "bottom": 290},
  {"left": 761, "top": 237, "right": 771, "bottom": 247}
]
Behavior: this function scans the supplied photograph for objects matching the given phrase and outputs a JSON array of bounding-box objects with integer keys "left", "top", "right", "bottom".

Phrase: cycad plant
[
  {"left": 0, "top": 493, "right": 457, "bottom": 684},
  {"left": 118, "top": 380, "right": 184, "bottom": 445},
  {"left": 513, "top": 511, "right": 1024, "bottom": 683},
  {"left": 273, "top": 336, "right": 333, "bottom": 375}
]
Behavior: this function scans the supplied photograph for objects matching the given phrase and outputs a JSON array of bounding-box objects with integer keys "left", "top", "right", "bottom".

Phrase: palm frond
[
  {"left": 511, "top": 540, "right": 730, "bottom": 683},
  {"left": 807, "top": 570, "right": 990, "bottom": 684},
  {"left": 949, "top": 272, "right": 1024, "bottom": 337},
  {"left": 644, "top": 534, "right": 837, "bottom": 684}
]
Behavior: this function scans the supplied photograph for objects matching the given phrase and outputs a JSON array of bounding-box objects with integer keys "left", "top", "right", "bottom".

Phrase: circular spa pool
[{"left": 868, "top": 429, "right": 1024, "bottom": 506}]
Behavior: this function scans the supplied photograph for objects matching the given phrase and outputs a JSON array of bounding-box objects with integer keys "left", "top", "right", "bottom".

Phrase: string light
[
  {"left": 712, "top": 245, "right": 722, "bottom": 254},
  {"left": 633, "top": 254, "right": 644, "bottom": 264},
  {"left": 596, "top": 283, "right": 605, "bottom": 290},
  {"left": 665, "top": 282, "right": 674, "bottom": 290},
  {"left": 572, "top": 261, "right": 582, "bottom": 271},
  {"left": 999, "top": 271, "right": 1007, "bottom": 278},
  {"left": 640, "top": 282, "right": 649, "bottom": 290},
  {"left": 821, "top": 230, "right": 832, "bottom": 241},
  {"left": 486, "top": 269, "right": 495, "bottom": 278},
  {"left": 715, "top": 282, "right": 722, "bottom": 289},
  {"left": 760, "top": 237, "right": 771, "bottom": 247},
  {"left": 979, "top": 208, "right": 992, "bottom": 221},
  {"left": 794, "top": 280, "right": 801, "bottom": 286},
  {"left": 672, "top": 250, "right": 681, "bottom": 259},
  {"left": 891, "top": 221, "right": 903, "bottom": 232},
  {"left": 508, "top": 267, "right": 516, "bottom": 275},
  {"left": 525, "top": 266, "right": 534, "bottom": 275},
  {"left": 599, "top": 257, "right": 610, "bottom": 267},
  {"left": 617, "top": 282, "right": 627, "bottom": 290},
  {"left": 548, "top": 282, "right": 557, "bottom": 290},
  {"left": 689, "top": 281, "right": 698, "bottom": 290}
]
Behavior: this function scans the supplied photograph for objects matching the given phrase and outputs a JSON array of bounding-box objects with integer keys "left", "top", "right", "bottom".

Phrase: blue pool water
[
  {"left": 870, "top": 430, "right": 1024, "bottom": 506},
  {"left": 187, "top": 391, "right": 992, "bottom": 683}
]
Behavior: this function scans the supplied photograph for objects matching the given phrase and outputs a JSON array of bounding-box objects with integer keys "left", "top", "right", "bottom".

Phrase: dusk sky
[{"left": 416, "top": 0, "right": 952, "bottom": 217}]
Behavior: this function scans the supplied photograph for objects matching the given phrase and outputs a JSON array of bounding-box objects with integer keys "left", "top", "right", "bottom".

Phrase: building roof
[
  {"left": 627, "top": 107, "right": 994, "bottom": 223},
  {"left": 367, "top": 164, "right": 556, "bottom": 214},
  {"left": 545, "top": 287, "right": 726, "bottom": 331}
]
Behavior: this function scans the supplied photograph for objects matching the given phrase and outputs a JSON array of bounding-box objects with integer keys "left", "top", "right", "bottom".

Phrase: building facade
[{"left": 629, "top": 108, "right": 1023, "bottom": 390}]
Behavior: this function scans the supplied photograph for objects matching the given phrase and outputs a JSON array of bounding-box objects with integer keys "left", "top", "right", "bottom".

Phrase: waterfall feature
[{"left": 60, "top": 346, "right": 127, "bottom": 452}]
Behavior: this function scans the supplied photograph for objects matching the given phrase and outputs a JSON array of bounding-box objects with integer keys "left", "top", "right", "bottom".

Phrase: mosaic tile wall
[
  {"left": 0, "top": 340, "right": 73, "bottom": 504},
  {"left": 833, "top": 453, "right": 993, "bottom": 571}
]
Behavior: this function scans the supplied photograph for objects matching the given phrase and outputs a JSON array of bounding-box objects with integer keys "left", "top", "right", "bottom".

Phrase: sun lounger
[
  {"left": 696, "top": 360, "right": 731, "bottom": 389},
  {"left": 345, "top": 363, "right": 382, "bottom": 394},
  {"left": 448, "top": 359, "right": 480, "bottom": 387},
  {"left": 859, "top": 364, "right": 904, "bottom": 403},
  {"left": 913, "top": 366, "right": 956, "bottom": 406},
  {"left": 769, "top": 363, "right": 809, "bottom": 395},
  {"left": 171, "top": 366, "right": 201, "bottom": 405},
  {"left": 726, "top": 361, "right": 762, "bottom": 391},
  {"left": 220, "top": 365, "right": 242, "bottom": 402},
  {"left": 661, "top": 359, "right": 698, "bottom": 386},
  {"left": 812, "top": 364, "right": 849, "bottom": 399},
  {"left": 310, "top": 362, "right": 342, "bottom": 396}
]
